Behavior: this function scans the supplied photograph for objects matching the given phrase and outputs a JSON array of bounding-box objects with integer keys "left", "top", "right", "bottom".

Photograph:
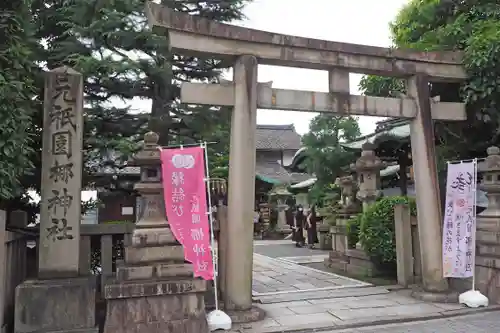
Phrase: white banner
[{"left": 442, "top": 160, "right": 477, "bottom": 278}]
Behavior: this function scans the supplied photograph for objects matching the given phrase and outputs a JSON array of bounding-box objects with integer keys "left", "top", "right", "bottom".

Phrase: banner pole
[
  {"left": 472, "top": 158, "right": 478, "bottom": 291},
  {"left": 202, "top": 141, "right": 219, "bottom": 311}
]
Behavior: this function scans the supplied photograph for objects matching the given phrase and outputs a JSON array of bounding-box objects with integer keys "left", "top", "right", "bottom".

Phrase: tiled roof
[
  {"left": 255, "top": 160, "right": 310, "bottom": 184},
  {"left": 256, "top": 124, "right": 302, "bottom": 150},
  {"left": 93, "top": 124, "right": 303, "bottom": 176}
]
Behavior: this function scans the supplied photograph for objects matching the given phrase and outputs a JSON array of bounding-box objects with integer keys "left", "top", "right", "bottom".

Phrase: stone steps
[{"left": 253, "top": 286, "right": 389, "bottom": 304}]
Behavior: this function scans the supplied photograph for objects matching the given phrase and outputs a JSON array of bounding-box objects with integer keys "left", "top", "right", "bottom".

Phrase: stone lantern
[
  {"left": 133, "top": 131, "right": 169, "bottom": 229},
  {"left": 269, "top": 185, "right": 292, "bottom": 234},
  {"left": 352, "top": 142, "right": 385, "bottom": 211},
  {"left": 478, "top": 146, "right": 500, "bottom": 220},
  {"left": 335, "top": 175, "right": 359, "bottom": 213},
  {"left": 103, "top": 132, "right": 209, "bottom": 333}
]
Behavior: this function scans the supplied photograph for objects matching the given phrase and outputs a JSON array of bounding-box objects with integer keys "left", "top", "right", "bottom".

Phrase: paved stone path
[
  {"left": 252, "top": 253, "right": 370, "bottom": 297},
  {"left": 330, "top": 310, "right": 500, "bottom": 332},
  {"left": 236, "top": 240, "right": 497, "bottom": 333},
  {"left": 254, "top": 240, "right": 329, "bottom": 259},
  {"left": 233, "top": 290, "right": 491, "bottom": 333}
]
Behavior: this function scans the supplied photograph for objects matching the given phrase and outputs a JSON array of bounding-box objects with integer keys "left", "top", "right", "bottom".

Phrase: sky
[
  {"left": 126, "top": 0, "right": 409, "bottom": 135},
  {"left": 229, "top": 0, "right": 408, "bottom": 135}
]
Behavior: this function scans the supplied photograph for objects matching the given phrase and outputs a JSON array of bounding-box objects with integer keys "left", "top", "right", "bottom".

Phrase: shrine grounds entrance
[{"left": 146, "top": 1, "right": 467, "bottom": 311}]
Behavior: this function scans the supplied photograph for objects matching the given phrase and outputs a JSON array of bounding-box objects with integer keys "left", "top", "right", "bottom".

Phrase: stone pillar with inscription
[
  {"left": 14, "top": 67, "right": 98, "bottom": 333},
  {"left": 103, "top": 132, "right": 209, "bottom": 333}
]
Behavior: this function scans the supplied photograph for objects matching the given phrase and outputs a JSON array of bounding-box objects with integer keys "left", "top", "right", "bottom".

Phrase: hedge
[{"left": 359, "top": 196, "right": 416, "bottom": 265}]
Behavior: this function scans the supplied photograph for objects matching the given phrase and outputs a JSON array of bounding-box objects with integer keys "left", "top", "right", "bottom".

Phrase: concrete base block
[
  {"left": 411, "top": 285, "right": 459, "bottom": 303},
  {"left": 14, "top": 277, "right": 98, "bottom": 333},
  {"left": 104, "top": 280, "right": 208, "bottom": 333},
  {"left": 318, "top": 232, "right": 332, "bottom": 250},
  {"left": 225, "top": 306, "right": 266, "bottom": 324}
]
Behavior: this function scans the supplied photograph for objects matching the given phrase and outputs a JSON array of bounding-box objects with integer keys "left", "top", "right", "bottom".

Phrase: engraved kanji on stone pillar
[
  {"left": 352, "top": 142, "right": 385, "bottom": 211},
  {"left": 39, "top": 66, "right": 84, "bottom": 279}
]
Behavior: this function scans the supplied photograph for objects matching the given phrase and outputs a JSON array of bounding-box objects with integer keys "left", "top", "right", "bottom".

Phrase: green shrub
[
  {"left": 346, "top": 214, "right": 362, "bottom": 249},
  {"left": 359, "top": 196, "right": 416, "bottom": 265}
]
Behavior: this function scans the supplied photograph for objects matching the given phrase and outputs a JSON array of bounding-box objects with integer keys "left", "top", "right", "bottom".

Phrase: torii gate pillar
[{"left": 225, "top": 55, "right": 258, "bottom": 310}]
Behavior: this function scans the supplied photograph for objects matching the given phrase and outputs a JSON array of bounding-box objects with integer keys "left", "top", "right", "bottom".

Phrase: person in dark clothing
[
  {"left": 292, "top": 206, "right": 305, "bottom": 247},
  {"left": 306, "top": 206, "right": 319, "bottom": 249}
]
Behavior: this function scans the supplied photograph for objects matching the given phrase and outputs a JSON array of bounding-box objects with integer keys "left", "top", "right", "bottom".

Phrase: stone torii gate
[{"left": 145, "top": 2, "right": 466, "bottom": 311}]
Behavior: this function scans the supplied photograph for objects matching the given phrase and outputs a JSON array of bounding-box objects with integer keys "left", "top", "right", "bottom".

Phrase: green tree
[
  {"left": 359, "top": 0, "right": 500, "bottom": 161},
  {"left": 50, "top": 0, "right": 245, "bottom": 173},
  {"left": 302, "top": 115, "right": 360, "bottom": 204},
  {"left": 0, "top": 0, "right": 38, "bottom": 203},
  {"left": 1, "top": 0, "right": 243, "bottom": 212}
]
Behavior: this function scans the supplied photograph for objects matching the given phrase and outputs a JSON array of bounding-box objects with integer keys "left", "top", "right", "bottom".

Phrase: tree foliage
[
  {"left": 0, "top": 0, "right": 38, "bottom": 202},
  {"left": 359, "top": 196, "right": 416, "bottom": 266},
  {"left": 359, "top": 0, "right": 500, "bottom": 161},
  {"left": 302, "top": 115, "right": 360, "bottom": 204},
  {"left": 1, "top": 0, "right": 246, "bottom": 213}
]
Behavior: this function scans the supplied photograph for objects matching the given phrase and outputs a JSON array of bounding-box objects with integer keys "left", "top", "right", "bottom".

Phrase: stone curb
[{"left": 233, "top": 305, "right": 500, "bottom": 333}]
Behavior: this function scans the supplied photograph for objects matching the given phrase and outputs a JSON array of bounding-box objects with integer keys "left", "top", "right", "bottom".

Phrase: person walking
[
  {"left": 306, "top": 206, "right": 319, "bottom": 249},
  {"left": 292, "top": 205, "right": 305, "bottom": 247}
]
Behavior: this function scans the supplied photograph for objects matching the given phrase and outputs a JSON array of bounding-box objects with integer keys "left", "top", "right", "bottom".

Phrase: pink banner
[{"left": 160, "top": 146, "right": 214, "bottom": 280}]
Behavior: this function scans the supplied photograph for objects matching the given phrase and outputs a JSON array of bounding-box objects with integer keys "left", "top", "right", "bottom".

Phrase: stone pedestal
[
  {"left": 331, "top": 224, "right": 347, "bottom": 255},
  {"left": 103, "top": 132, "right": 208, "bottom": 333},
  {"left": 275, "top": 205, "right": 292, "bottom": 234},
  {"left": 345, "top": 249, "right": 380, "bottom": 277},
  {"left": 15, "top": 278, "right": 97, "bottom": 333},
  {"left": 318, "top": 224, "right": 331, "bottom": 250}
]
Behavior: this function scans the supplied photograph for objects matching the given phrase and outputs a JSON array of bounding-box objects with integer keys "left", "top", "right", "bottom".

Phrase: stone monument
[
  {"left": 103, "top": 132, "right": 208, "bottom": 333},
  {"left": 15, "top": 67, "right": 97, "bottom": 333}
]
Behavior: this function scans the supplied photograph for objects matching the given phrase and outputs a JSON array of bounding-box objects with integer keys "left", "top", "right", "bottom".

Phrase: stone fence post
[{"left": 394, "top": 204, "right": 414, "bottom": 287}]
